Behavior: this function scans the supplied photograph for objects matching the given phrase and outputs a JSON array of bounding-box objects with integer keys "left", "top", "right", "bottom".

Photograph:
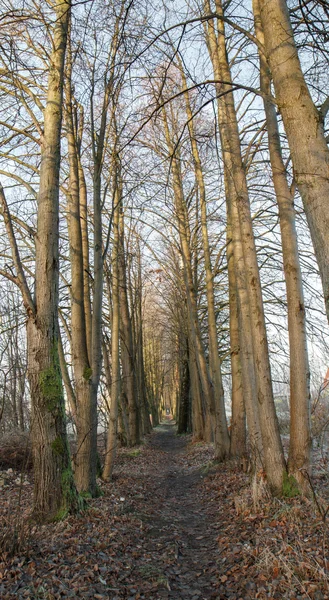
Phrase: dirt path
[{"left": 129, "top": 422, "right": 221, "bottom": 599}]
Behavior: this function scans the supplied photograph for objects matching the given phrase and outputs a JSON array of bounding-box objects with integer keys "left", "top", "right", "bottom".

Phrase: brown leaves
[{"left": 1, "top": 425, "right": 329, "bottom": 599}]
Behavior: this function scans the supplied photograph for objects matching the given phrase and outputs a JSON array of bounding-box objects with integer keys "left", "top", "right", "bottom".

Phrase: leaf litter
[{"left": 1, "top": 421, "right": 329, "bottom": 599}]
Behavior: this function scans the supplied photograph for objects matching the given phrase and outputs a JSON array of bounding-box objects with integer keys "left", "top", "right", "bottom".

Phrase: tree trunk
[
  {"left": 253, "top": 0, "right": 311, "bottom": 488},
  {"left": 118, "top": 206, "right": 140, "bottom": 446},
  {"left": 205, "top": 0, "right": 286, "bottom": 493},
  {"left": 258, "top": 0, "right": 329, "bottom": 323},
  {"left": 27, "top": 0, "right": 81, "bottom": 521},
  {"left": 162, "top": 106, "right": 216, "bottom": 444},
  {"left": 65, "top": 32, "right": 95, "bottom": 495},
  {"left": 226, "top": 218, "right": 246, "bottom": 458},
  {"left": 135, "top": 242, "right": 152, "bottom": 435},
  {"left": 77, "top": 139, "right": 92, "bottom": 360},
  {"left": 103, "top": 186, "right": 121, "bottom": 480},
  {"left": 182, "top": 67, "right": 230, "bottom": 459},
  {"left": 177, "top": 337, "right": 190, "bottom": 434},
  {"left": 190, "top": 349, "right": 205, "bottom": 439},
  {"left": 58, "top": 332, "right": 77, "bottom": 423}
]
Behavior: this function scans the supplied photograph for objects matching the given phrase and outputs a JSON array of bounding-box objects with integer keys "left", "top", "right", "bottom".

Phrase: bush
[{"left": 0, "top": 430, "right": 32, "bottom": 470}]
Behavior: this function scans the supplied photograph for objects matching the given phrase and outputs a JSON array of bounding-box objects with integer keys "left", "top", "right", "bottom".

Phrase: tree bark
[
  {"left": 226, "top": 218, "right": 246, "bottom": 458},
  {"left": 182, "top": 67, "right": 230, "bottom": 459},
  {"left": 65, "top": 31, "right": 95, "bottom": 495},
  {"left": 118, "top": 206, "right": 140, "bottom": 446},
  {"left": 28, "top": 0, "right": 81, "bottom": 521},
  {"left": 254, "top": 0, "right": 311, "bottom": 488},
  {"left": 258, "top": 0, "right": 329, "bottom": 323},
  {"left": 204, "top": 0, "right": 286, "bottom": 492},
  {"left": 103, "top": 185, "right": 121, "bottom": 480}
]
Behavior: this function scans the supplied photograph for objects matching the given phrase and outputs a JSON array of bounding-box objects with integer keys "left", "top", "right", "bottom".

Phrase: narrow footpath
[{"left": 127, "top": 422, "right": 223, "bottom": 599}]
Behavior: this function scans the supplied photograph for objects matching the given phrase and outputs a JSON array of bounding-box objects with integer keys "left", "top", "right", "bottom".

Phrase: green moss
[
  {"left": 39, "top": 364, "right": 63, "bottom": 414},
  {"left": 51, "top": 436, "right": 65, "bottom": 456},
  {"left": 80, "top": 490, "right": 92, "bottom": 499},
  {"left": 200, "top": 461, "right": 215, "bottom": 475},
  {"left": 126, "top": 449, "right": 141, "bottom": 458},
  {"left": 61, "top": 468, "right": 74, "bottom": 496},
  {"left": 56, "top": 468, "right": 86, "bottom": 520},
  {"left": 83, "top": 366, "right": 92, "bottom": 381},
  {"left": 53, "top": 507, "right": 69, "bottom": 522},
  {"left": 282, "top": 471, "right": 300, "bottom": 498},
  {"left": 95, "top": 485, "right": 104, "bottom": 498}
]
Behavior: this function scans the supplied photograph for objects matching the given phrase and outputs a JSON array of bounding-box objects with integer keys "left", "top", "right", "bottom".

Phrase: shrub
[{"left": 0, "top": 430, "right": 32, "bottom": 470}]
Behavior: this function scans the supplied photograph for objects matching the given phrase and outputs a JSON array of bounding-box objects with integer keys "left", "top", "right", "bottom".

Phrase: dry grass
[{"left": 0, "top": 512, "right": 36, "bottom": 560}]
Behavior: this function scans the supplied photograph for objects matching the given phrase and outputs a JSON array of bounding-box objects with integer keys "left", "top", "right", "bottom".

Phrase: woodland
[{"left": 1, "top": 0, "right": 329, "bottom": 597}]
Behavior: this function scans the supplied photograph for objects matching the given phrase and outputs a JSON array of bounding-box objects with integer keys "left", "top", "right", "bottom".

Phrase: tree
[
  {"left": 0, "top": 0, "right": 81, "bottom": 521},
  {"left": 254, "top": 0, "right": 311, "bottom": 489},
  {"left": 258, "top": 0, "right": 329, "bottom": 323},
  {"left": 204, "top": 0, "right": 286, "bottom": 493}
]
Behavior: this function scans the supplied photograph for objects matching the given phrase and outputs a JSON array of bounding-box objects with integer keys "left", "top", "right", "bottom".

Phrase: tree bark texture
[
  {"left": 259, "top": 0, "right": 329, "bottom": 323},
  {"left": 205, "top": 0, "right": 286, "bottom": 492},
  {"left": 103, "top": 187, "right": 121, "bottom": 480},
  {"left": 28, "top": 0, "right": 81, "bottom": 521},
  {"left": 65, "top": 34, "right": 95, "bottom": 495},
  {"left": 182, "top": 68, "right": 230, "bottom": 459},
  {"left": 254, "top": 0, "right": 311, "bottom": 488}
]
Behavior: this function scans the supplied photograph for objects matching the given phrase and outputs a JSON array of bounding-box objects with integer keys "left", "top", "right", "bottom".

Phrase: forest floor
[{"left": 1, "top": 420, "right": 329, "bottom": 599}]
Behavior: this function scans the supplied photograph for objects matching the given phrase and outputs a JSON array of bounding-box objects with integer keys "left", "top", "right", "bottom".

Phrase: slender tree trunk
[
  {"left": 58, "top": 332, "right": 77, "bottom": 423},
  {"left": 190, "top": 349, "right": 205, "bottom": 439},
  {"left": 226, "top": 219, "right": 246, "bottom": 457},
  {"left": 118, "top": 206, "right": 140, "bottom": 446},
  {"left": 253, "top": 0, "right": 311, "bottom": 488},
  {"left": 65, "top": 32, "right": 95, "bottom": 495},
  {"left": 203, "top": 4, "right": 260, "bottom": 464},
  {"left": 77, "top": 144, "right": 92, "bottom": 359},
  {"left": 205, "top": 0, "right": 286, "bottom": 492},
  {"left": 182, "top": 68, "right": 230, "bottom": 459},
  {"left": 162, "top": 106, "right": 216, "bottom": 444},
  {"left": 136, "top": 243, "right": 152, "bottom": 435},
  {"left": 103, "top": 187, "right": 121, "bottom": 480},
  {"left": 258, "top": 0, "right": 329, "bottom": 323},
  {"left": 228, "top": 193, "right": 263, "bottom": 465}
]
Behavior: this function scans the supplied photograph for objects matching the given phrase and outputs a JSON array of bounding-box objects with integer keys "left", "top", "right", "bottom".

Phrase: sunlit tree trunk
[
  {"left": 258, "top": 0, "right": 329, "bottom": 323},
  {"left": 253, "top": 0, "right": 311, "bottom": 488},
  {"left": 190, "top": 350, "right": 205, "bottom": 439},
  {"left": 204, "top": 4, "right": 261, "bottom": 467},
  {"left": 181, "top": 68, "right": 230, "bottom": 459},
  {"left": 226, "top": 218, "right": 246, "bottom": 457},
  {"left": 228, "top": 192, "right": 263, "bottom": 466},
  {"left": 204, "top": 0, "right": 286, "bottom": 493}
]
